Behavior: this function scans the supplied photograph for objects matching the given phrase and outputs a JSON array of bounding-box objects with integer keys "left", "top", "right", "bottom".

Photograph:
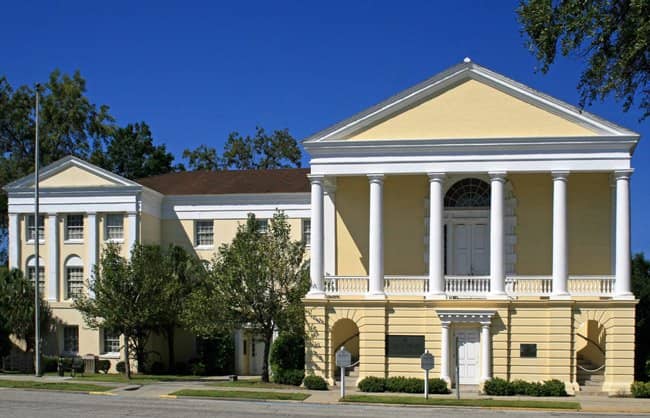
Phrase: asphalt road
[{"left": 0, "top": 389, "right": 643, "bottom": 418}]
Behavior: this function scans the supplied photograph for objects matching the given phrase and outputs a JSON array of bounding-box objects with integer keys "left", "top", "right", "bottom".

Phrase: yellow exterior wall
[
  {"left": 39, "top": 165, "right": 116, "bottom": 187},
  {"left": 349, "top": 80, "right": 598, "bottom": 140},
  {"left": 336, "top": 177, "right": 369, "bottom": 275},
  {"left": 140, "top": 213, "right": 162, "bottom": 245}
]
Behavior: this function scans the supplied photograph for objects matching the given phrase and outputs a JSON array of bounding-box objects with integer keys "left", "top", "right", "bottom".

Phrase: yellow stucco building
[
  {"left": 301, "top": 60, "right": 639, "bottom": 395},
  {"left": 3, "top": 60, "right": 640, "bottom": 394}
]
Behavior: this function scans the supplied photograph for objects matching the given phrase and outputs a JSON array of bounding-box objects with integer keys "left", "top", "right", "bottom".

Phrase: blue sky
[{"left": 2, "top": 0, "right": 648, "bottom": 254}]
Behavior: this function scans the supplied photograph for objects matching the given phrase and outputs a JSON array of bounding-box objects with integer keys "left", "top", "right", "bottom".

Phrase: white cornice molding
[{"left": 436, "top": 309, "right": 497, "bottom": 325}]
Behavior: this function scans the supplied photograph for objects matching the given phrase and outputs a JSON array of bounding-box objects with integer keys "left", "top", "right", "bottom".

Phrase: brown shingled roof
[{"left": 136, "top": 168, "right": 310, "bottom": 195}]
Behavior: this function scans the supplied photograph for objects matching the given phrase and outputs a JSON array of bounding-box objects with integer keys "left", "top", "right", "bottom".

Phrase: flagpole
[{"left": 34, "top": 83, "right": 41, "bottom": 377}]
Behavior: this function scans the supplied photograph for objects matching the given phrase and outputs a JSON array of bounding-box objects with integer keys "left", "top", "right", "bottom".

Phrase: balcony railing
[{"left": 323, "top": 275, "right": 615, "bottom": 298}]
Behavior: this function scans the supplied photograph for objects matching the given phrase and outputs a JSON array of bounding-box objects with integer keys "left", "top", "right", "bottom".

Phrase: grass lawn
[
  {"left": 343, "top": 394, "right": 581, "bottom": 410},
  {"left": 172, "top": 389, "right": 310, "bottom": 401},
  {"left": 67, "top": 373, "right": 202, "bottom": 384},
  {"left": 0, "top": 379, "right": 115, "bottom": 392},
  {"left": 212, "top": 379, "right": 303, "bottom": 390}
]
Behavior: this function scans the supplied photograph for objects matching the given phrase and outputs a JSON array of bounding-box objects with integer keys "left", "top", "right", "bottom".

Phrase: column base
[
  {"left": 487, "top": 291, "right": 508, "bottom": 300},
  {"left": 550, "top": 292, "right": 571, "bottom": 300},
  {"left": 614, "top": 292, "right": 635, "bottom": 300},
  {"left": 365, "top": 292, "right": 386, "bottom": 300},
  {"left": 425, "top": 292, "right": 446, "bottom": 300},
  {"left": 305, "top": 289, "right": 326, "bottom": 299}
]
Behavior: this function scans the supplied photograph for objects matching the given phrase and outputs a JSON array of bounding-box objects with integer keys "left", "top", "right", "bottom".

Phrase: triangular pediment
[
  {"left": 304, "top": 61, "right": 637, "bottom": 143},
  {"left": 4, "top": 156, "right": 140, "bottom": 190}
]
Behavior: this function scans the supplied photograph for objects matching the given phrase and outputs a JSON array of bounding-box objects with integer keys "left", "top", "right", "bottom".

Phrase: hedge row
[
  {"left": 483, "top": 378, "right": 567, "bottom": 397},
  {"left": 358, "top": 376, "right": 450, "bottom": 394},
  {"left": 631, "top": 382, "right": 650, "bottom": 398}
]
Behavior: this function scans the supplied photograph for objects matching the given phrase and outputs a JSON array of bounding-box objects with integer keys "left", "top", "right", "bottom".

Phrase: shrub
[
  {"left": 303, "top": 375, "right": 328, "bottom": 390},
  {"left": 270, "top": 333, "right": 305, "bottom": 371},
  {"left": 483, "top": 377, "right": 514, "bottom": 396},
  {"left": 174, "top": 362, "right": 189, "bottom": 375},
  {"left": 149, "top": 361, "right": 166, "bottom": 375},
  {"left": 631, "top": 382, "right": 650, "bottom": 398},
  {"left": 273, "top": 368, "right": 305, "bottom": 386},
  {"left": 42, "top": 356, "right": 58, "bottom": 373},
  {"left": 428, "top": 378, "right": 450, "bottom": 394},
  {"left": 358, "top": 376, "right": 386, "bottom": 392},
  {"left": 188, "top": 359, "right": 206, "bottom": 376},
  {"left": 385, "top": 376, "right": 423, "bottom": 393},
  {"left": 541, "top": 379, "right": 567, "bottom": 396},
  {"left": 116, "top": 361, "right": 126, "bottom": 374},
  {"left": 96, "top": 359, "right": 111, "bottom": 374},
  {"left": 511, "top": 379, "right": 542, "bottom": 396}
]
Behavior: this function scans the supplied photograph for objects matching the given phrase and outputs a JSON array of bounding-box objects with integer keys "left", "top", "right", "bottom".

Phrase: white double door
[
  {"left": 454, "top": 328, "right": 480, "bottom": 384},
  {"left": 447, "top": 217, "right": 489, "bottom": 276}
]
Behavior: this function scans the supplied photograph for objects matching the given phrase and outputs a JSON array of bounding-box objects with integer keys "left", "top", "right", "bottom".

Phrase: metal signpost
[
  {"left": 420, "top": 350, "right": 434, "bottom": 399},
  {"left": 335, "top": 347, "right": 352, "bottom": 399}
]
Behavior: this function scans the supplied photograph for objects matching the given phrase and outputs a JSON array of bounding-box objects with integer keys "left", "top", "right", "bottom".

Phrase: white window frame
[
  {"left": 302, "top": 219, "right": 311, "bottom": 245},
  {"left": 63, "top": 325, "right": 79, "bottom": 354},
  {"left": 26, "top": 215, "right": 45, "bottom": 242},
  {"left": 101, "top": 329, "right": 121, "bottom": 356},
  {"left": 105, "top": 214, "right": 124, "bottom": 242},
  {"left": 256, "top": 219, "right": 268, "bottom": 234},
  {"left": 26, "top": 256, "right": 45, "bottom": 296},
  {"left": 65, "top": 214, "right": 84, "bottom": 242},
  {"left": 195, "top": 220, "right": 214, "bottom": 248}
]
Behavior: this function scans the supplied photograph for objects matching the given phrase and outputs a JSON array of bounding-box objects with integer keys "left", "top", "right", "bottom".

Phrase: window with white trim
[
  {"left": 256, "top": 219, "right": 268, "bottom": 234},
  {"left": 26, "top": 256, "right": 45, "bottom": 296},
  {"left": 302, "top": 219, "right": 311, "bottom": 244},
  {"left": 26, "top": 215, "right": 45, "bottom": 241},
  {"left": 63, "top": 326, "right": 79, "bottom": 354},
  {"left": 105, "top": 214, "right": 124, "bottom": 240},
  {"left": 195, "top": 220, "right": 214, "bottom": 247},
  {"left": 64, "top": 256, "right": 84, "bottom": 299},
  {"left": 102, "top": 329, "right": 120, "bottom": 354},
  {"left": 66, "top": 214, "right": 84, "bottom": 241}
]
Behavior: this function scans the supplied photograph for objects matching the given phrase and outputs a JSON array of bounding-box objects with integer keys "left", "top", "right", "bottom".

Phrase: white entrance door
[
  {"left": 451, "top": 221, "right": 489, "bottom": 275},
  {"left": 455, "top": 329, "right": 480, "bottom": 384}
]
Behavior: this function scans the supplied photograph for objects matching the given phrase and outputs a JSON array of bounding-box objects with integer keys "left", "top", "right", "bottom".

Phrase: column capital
[
  {"left": 551, "top": 170, "right": 570, "bottom": 180},
  {"left": 307, "top": 174, "right": 325, "bottom": 184},
  {"left": 440, "top": 321, "right": 451, "bottom": 328},
  {"left": 488, "top": 171, "right": 507, "bottom": 181},
  {"left": 323, "top": 177, "right": 337, "bottom": 194},
  {"left": 427, "top": 172, "right": 446, "bottom": 182},
  {"left": 614, "top": 169, "right": 634, "bottom": 180},
  {"left": 367, "top": 173, "right": 385, "bottom": 184}
]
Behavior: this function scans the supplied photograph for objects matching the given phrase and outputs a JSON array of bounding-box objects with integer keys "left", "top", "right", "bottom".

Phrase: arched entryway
[
  {"left": 331, "top": 319, "right": 359, "bottom": 378},
  {"left": 576, "top": 319, "right": 606, "bottom": 388}
]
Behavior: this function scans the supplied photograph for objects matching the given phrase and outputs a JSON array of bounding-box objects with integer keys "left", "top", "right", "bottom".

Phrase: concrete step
[{"left": 576, "top": 390, "right": 609, "bottom": 397}]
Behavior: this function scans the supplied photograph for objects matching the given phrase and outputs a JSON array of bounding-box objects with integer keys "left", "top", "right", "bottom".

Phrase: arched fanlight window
[
  {"left": 26, "top": 256, "right": 45, "bottom": 294},
  {"left": 444, "top": 178, "right": 491, "bottom": 208},
  {"left": 64, "top": 255, "right": 84, "bottom": 299}
]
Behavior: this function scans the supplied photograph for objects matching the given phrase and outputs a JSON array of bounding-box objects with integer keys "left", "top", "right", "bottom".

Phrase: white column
[
  {"left": 480, "top": 323, "right": 492, "bottom": 382},
  {"left": 87, "top": 213, "right": 98, "bottom": 299},
  {"left": 323, "top": 178, "right": 337, "bottom": 276},
  {"left": 614, "top": 169, "right": 634, "bottom": 299},
  {"left": 427, "top": 173, "right": 446, "bottom": 299},
  {"left": 8, "top": 213, "right": 19, "bottom": 270},
  {"left": 368, "top": 174, "right": 385, "bottom": 298},
  {"left": 47, "top": 214, "right": 58, "bottom": 301},
  {"left": 307, "top": 175, "right": 325, "bottom": 297},
  {"left": 552, "top": 171, "right": 570, "bottom": 299},
  {"left": 440, "top": 322, "right": 450, "bottom": 382},
  {"left": 127, "top": 212, "right": 138, "bottom": 252},
  {"left": 489, "top": 172, "right": 507, "bottom": 299}
]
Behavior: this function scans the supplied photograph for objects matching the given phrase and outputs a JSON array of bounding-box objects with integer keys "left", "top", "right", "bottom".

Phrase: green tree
[
  {"left": 74, "top": 244, "right": 167, "bottom": 378},
  {"left": 182, "top": 126, "right": 302, "bottom": 171},
  {"left": 0, "top": 268, "right": 52, "bottom": 354},
  {"left": 518, "top": 0, "right": 650, "bottom": 119},
  {"left": 632, "top": 252, "right": 650, "bottom": 380},
  {"left": 193, "top": 212, "right": 309, "bottom": 382}
]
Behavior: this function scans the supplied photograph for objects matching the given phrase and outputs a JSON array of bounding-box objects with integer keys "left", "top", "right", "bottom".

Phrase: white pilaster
[
  {"left": 614, "top": 169, "right": 634, "bottom": 299},
  {"left": 552, "top": 171, "right": 570, "bottom": 299},
  {"left": 127, "top": 212, "right": 138, "bottom": 252},
  {"left": 87, "top": 213, "right": 98, "bottom": 299},
  {"left": 440, "top": 322, "right": 450, "bottom": 383},
  {"left": 489, "top": 172, "right": 507, "bottom": 299},
  {"left": 8, "top": 213, "right": 19, "bottom": 270},
  {"left": 368, "top": 174, "right": 385, "bottom": 298},
  {"left": 427, "top": 173, "right": 446, "bottom": 299},
  {"left": 480, "top": 323, "right": 492, "bottom": 382},
  {"left": 307, "top": 175, "right": 325, "bottom": 298},
  {"left": 323, "top": 178, "right": 337, "bottom": 276},
  {"left": 47, "top": 214, "right": 58, "bottom": 301}
]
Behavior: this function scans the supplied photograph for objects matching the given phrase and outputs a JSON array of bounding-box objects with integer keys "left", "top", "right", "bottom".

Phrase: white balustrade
[
  {"left": 385, "top": 276, "right": 428, "bottom": 295},
  {"left": 445, "top": 276, "right": 491, "bottom": 297},
  {"left": 324, "top": 276, "right": 368, "bottom": 295}
]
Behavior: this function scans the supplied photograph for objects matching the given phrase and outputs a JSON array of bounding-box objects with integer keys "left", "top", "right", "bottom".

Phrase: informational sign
[
  {"left": 420, "top": 351, "right": 434, "bottom": 370},
  {"left": 336, "top": 347, "right": 352, "bottom": 368},
  {"left": 385, "top": 335, "right": 425, "bottom": 358}
]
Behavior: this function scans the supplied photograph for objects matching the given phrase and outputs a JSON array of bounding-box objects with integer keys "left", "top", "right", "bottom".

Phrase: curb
[
  {"left": 88, "top": 391, "right": 116, "bottom": 396},
  {"left": 160, "top": 394, "right": 177, "bottom": 399}
]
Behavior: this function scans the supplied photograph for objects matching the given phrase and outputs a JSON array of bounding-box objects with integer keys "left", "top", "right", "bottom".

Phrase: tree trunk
[
  {"left": 261, "top": 330, "right": 273, "bottom": 383},
  {"left": 167, "top": 326, "right": 175, "bottom": 373},
  {"left": 124, "top": 334, "right": 131, "bottom": 380}
]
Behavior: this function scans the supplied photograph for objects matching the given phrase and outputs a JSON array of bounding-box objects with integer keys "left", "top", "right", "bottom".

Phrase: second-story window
[
  {"left": 66, "top": 214, "right": 84, "bottom": 241},
  {"left": 302, "top": 219, "right": 311, "bottom": 244},
  {"left": 195, "top": 220, "right": 214, "bottom": 247},
  {"left": 105, "top": 214, "right": 124, "bottom": 241},
  {"left": 256, "top": 219, "right": 268, "bottom": 234},
  {"left": 26, "top": 215, "right": 45, "bottom": 242},
  {"left": 27, "top": 258, "right": 45, "bottom": 296}
]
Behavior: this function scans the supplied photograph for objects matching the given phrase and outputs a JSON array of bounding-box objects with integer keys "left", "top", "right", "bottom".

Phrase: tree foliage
[
  {"left": 632, "top": 252, "right": 650, "bottom": 380},
  {"left": 0, "top": 268, "right": 52, "bottom": 355},
  {"left": 183, "top": 127, "right": 302, "bottom": 171},
  {"left": 518, "top": 0, "right": 650, "bottom": 119},
  {"left": 185, "top": 212, "right": 309, "bottom": 382}
]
